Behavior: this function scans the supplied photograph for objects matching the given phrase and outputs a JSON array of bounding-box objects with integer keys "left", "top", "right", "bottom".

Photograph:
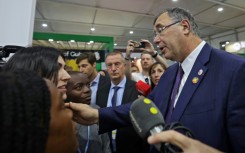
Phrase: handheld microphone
[
  {"left": 135, "top": 80, "right": 151, "bottom": 96},
  {"left": 129, "top": 98, "right": 164, "bottom": 151},
  {"left": 129, "top": 98, "right": 194, "bottom": 153}
]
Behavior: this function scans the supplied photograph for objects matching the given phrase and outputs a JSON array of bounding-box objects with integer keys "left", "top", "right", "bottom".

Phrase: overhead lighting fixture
[
  {"left": 172, "top": 0, "right": 178, "bottom": 2},
  {"left": 48, "top": 39, "right": 53, "bottom": 42},
  {"left": 114, "top": 43, "right": 117, "bottom": 46},
  {"left": 57, "top": 41, "right": 60, "bottom": 43},
  {"left": 87, "top": 42, "right": 91, "bottom": 45},
  {"left": 70, "top": 40, "right": 75, "bottom": 43},
  {"left": 42, "top": 23, "right": 48, "bottom": 27},
  {"left": 222, "top": 44, "right": 226, "bottom": 47},
  {"left": 89, "top": 41, "right": 94, "bottom": 43},
  {"left": 90, "top": 27, "right": 95, "bottom": 31},
  {"left": 129, "top": 31, "right": 134, "bottom": 34},
  {"left": 217, "top": 7, "right": 223, "bottom": 12},
  {"left": 226, "top": 41, "right": 230, "bottom": 44}
]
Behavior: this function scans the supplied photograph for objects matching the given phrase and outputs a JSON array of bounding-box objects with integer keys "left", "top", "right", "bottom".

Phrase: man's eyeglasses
[
  {"left": 154, "top": 21, "right": 180, "bottom": 38},
  {"left": 106, "top": 62, "right": 122, "bottom": 69}
]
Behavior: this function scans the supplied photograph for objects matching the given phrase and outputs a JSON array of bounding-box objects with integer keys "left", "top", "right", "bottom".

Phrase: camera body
[
  {"left": 0, "top": 45, "right": 24, "bottom": 69},
  {"left": 131, "top": 41, "right": 145, "bottom": 48}
]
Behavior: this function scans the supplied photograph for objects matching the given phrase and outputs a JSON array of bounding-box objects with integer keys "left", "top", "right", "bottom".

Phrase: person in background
[
  {"left": 147, "top": 130, "right": 223, "bottom": 153},
  {"left": 65, "top": 7, "right": 245, "bottom": 153},
  {"left": 131, "top": 64, "right": 140, "bottom": 73},
  {"left": 2, "top": 46, "right": 71, "bottom": 100},
  {"left": 96, "top": 51, "right": 149, "bottom": 153},
  {"left": 125, "top": 39, "right": 168, "bottom": 86},
  {"left": 76, "top": 52, "right": 110, "bottom": 105},
  {"left": 149, "top": 62, "right": 166, "bottom": 89},
  {"left": 66, "top": 71, "right": 111, "bottom": 153},
  {"left": 0, "top": 70, "right": 77, "bottom": 153}
]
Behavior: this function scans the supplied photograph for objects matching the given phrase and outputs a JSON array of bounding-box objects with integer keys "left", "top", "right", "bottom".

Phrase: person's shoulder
[
  {"left": 212, "top": 47, "right": 245, "bottom": 65},
  {"left": 126, "top": 78, "right": 137, "bottom": 85},
  {"left": 99, "top": 74, "right": 110, "bottom": 82}
]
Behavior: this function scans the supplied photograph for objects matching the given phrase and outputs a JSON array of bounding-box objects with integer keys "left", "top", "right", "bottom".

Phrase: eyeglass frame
[{"left": 153, "top": 20, "right": 181, "bottom": 38}]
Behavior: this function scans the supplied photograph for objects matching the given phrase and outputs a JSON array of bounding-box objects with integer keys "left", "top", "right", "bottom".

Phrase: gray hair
[{"left": 154, "top": 7, "right": 199, "bottom": 36}]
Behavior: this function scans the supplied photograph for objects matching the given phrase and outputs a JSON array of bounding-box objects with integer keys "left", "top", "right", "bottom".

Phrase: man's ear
[
  {"left": 180, "top": 19, "right": 191, "bottom": 34},
  {"left": 93, "top": 62, "right": 97, "bottom": 68}
]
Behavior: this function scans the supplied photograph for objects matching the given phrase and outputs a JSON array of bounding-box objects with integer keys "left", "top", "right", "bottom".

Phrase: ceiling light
[
  {"left": 114, "top": 43, "right": 117, "bottom": 46},
  {"left": 172, "top": 0, "right": 178, "bottom": 2},
  {"left": 226, "top": 41, "right": 229, "bottom": 44},
  {"left": 222, "top": 44, "right": 226, "bottom": 47},
  {"left": 57, "top": 41, "right": 60, "bottom": 43},
  {"left": 89, "top": 41, "right": 94, "bottom": 43},
  {"left": 42, "top": 23, "right": 48, "bottom": 27},
  {"left": 70, "top": 40, "right": 75, "bottom": 42},
  {"left": 48, "top": 39, "right": 53, "bottom": 42},
  {"left": 87, "top": 42, "right": 91, "bottom": 45},
  {"left": 129, "top": 31, "right": 134, "bottom": 34},
  {"left": 217, "top": 7, "right": 223, "bottom": 12},
  {"left": 90, "top": 27, "right": 95, "bottom": 31}
]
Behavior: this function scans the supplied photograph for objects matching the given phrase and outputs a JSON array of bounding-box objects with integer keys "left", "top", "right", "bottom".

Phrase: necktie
[
  {"left": 165, "top": 65, "right": 184, "bottom": 122},
  {"left": 111, "top": 86, "right": 120, "bottom": 107},
  {"left": 111, "top": 86, "right": 120, "bottom": 152}
]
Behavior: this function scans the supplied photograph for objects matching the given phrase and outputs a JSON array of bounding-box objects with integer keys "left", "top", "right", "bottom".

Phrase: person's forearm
[
  {"left": 153, "top": 52, "right": 168, "bottom": 68},
  {"left": 98, "top": 103, "right": 132, "bottom": 134}
]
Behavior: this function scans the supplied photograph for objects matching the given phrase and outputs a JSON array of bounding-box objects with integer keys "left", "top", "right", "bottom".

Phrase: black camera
[
  {"left": 131, "top": 41, "right": 146, "bottom": 48},
  {"left": 0, "top": 45, "right": 24, "bottom": 69}
]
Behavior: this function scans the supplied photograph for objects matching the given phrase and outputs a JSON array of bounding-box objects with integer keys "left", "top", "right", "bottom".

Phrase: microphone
[
  {"left": 129, "top": 98, "right": 194, "bottom": 152},
  {"left": 129, "top": 98, "right": 164, "bottom": 151},
  {"left": 135, "top": 80, "right": 151, "bottom": 96}
]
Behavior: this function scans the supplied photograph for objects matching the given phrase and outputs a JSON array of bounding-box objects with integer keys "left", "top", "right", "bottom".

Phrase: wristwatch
[{"left": 152, "top": 51, "right": 158, "bottom": 58}]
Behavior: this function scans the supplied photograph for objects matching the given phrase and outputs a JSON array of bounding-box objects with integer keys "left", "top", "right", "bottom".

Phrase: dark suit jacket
[
  {"left": 96, "top": 78, "right": 149, "bottom": 153},
  {"left": 98, "top": 43, "right": 245, "bottom": 153}
]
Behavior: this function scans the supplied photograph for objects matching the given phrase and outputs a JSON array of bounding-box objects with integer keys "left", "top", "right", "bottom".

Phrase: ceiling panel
[
  {"left": 34, "top": 0, "right": 245, "bottom": 50},
  {"left": 37, "top": 1, "right": 95, "bottom": 23},
  {"left": 95, "top": 9, "right": 142, "bottom": 27}
]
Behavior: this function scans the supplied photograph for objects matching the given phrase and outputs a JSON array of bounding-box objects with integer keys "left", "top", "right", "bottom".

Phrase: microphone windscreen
[
  {"left": 129, "top": 98, "right": 164, "bottom": 139},
  {"left": 135, "top": 80, "right": 151, "bottom": 96}
]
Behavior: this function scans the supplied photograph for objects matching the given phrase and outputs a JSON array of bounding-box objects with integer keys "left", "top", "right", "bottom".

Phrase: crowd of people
[{"left": 1, "top": 6, "right": 245, "bottom": 153}]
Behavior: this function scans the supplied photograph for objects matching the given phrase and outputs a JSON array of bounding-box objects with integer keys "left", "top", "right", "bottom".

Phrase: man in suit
[
  {"left": 76, "top": 52, "right": 110, "bottom": 105},
  {"left": 97, "top": 51, "right": 148, "bottom": 153},
  {"left": 67, "top": 7, "right": 245, "bottom": 153}
]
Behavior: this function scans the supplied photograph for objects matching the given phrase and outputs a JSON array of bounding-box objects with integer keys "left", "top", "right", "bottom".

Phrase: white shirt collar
[
  {"left": 111, "top": 76, "right": 126, "bottom": 89},
  {"left": 181, "top": 41, "right": 206, "bottom": 77}
]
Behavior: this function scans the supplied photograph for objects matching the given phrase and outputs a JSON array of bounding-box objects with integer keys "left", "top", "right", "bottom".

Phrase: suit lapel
[
  {"left": 121, "top": 80, "right": 132, "bottom": 104},
  {"left": 96, "top": 82, "right": 110, "bottom": 107},
  {"left": 171, "top": 43, "right": 212, "bottom": 121},
  {"left": 157, "top": 64, "right": 179, "bottom": 115}
]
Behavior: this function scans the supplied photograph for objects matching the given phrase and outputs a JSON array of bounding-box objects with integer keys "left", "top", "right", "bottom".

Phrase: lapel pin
[
  {"left": 192, "top": 77, "right": 199, "bottom": 84},
  {"left": 198, "top": 69, "right": 203, "bottom": 76}
]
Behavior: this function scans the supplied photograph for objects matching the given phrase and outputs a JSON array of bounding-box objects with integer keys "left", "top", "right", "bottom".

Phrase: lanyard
[{"left": 84, "top": 126, "right": 90, "bottom": 153}]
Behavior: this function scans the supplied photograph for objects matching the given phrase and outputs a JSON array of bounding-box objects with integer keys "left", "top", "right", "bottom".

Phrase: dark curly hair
[{"left": 0, "top": 70, "right": 51, "bottom": 153}]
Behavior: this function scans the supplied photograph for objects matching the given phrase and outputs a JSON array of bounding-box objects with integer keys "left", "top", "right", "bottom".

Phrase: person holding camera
[{"left": 125, "top": 39, "right": 167, "bottom": 86}]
